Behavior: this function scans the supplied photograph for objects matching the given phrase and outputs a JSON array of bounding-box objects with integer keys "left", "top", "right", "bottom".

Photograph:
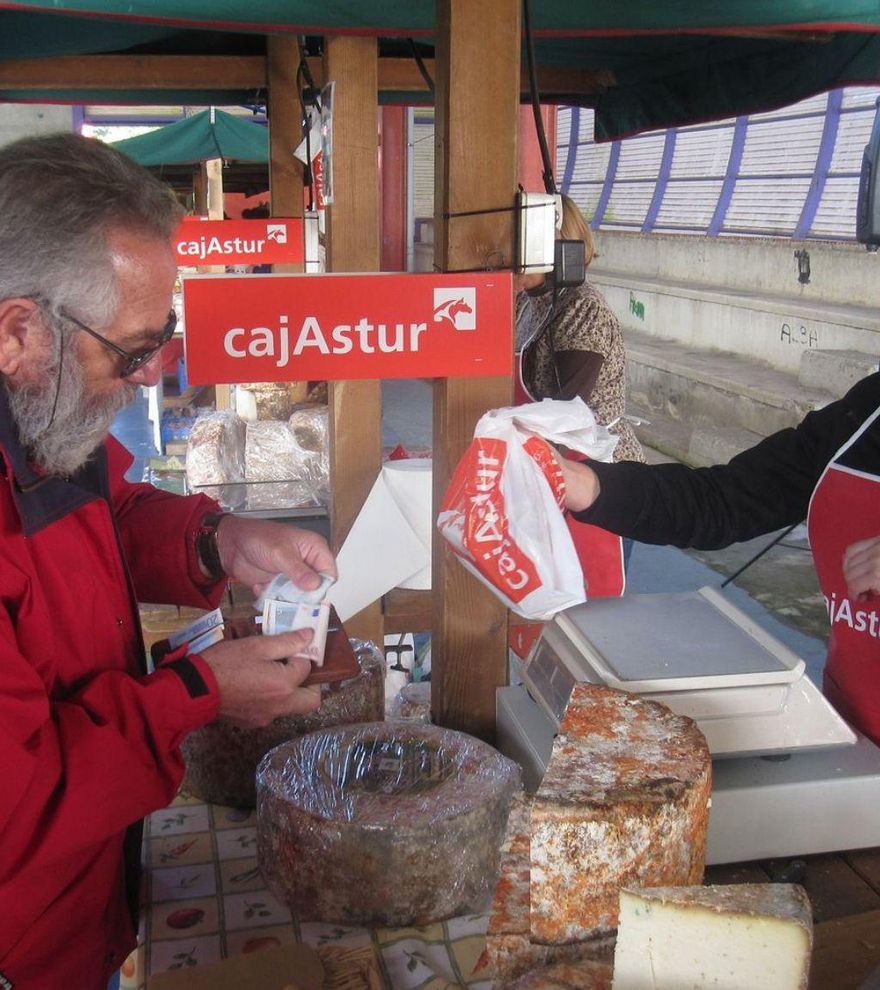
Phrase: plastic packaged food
[
  {"left": 236, "top": 381, "right": 308, "bottom": 421},
  {"left": 387, "top": 680, "right": 432, "bottom": 723},
  {"left": 185, "top": 410, "right": 246, "bottom": 488},
  {"left": 181, "top": 642, "right": 384, "bottom": 808},
  {"left": 256, "top": 721, "right": 522, "bottom": 926},
  {"left": 243, "top": 420, "right": 312, "bottom": 510},
  {"left": 288, "top": 403, "right": 330, "bottom": 504}
]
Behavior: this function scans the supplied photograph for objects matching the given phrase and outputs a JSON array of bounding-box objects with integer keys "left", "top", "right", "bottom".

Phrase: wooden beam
[
  {"left": 324, "top": 37, "right": 384, "bottom": 647},
  {"left": 0, "top": 55, "right": 267, "bottom": 89},
  {"left": 0, "top": 53, "right": 611, "bottom": 98},
  {"left": 431, "top": 0, "right": 518, "bottom": 742}
]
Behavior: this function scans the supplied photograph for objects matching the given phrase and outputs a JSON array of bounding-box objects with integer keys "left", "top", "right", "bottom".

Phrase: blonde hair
[{"left": 558, "top": 193, "right": 597, "bottom": 268}]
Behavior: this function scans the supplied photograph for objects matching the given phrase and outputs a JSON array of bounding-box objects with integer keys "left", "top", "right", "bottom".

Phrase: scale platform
[
  {"left": 525, "top": 585, "right": 854, "bottom": 759},
  {"left": 498, "top": 587, "right": 880, "bottom": 864}
]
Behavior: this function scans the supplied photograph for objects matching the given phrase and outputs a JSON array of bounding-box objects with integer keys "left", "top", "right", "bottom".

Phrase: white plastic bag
[{"left": 437, "top": 397, "right": 617, "bottom": 620}]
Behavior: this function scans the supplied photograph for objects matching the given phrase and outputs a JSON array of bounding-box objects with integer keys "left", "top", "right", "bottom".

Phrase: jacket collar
[{"left": 0, "top": 381, "right": 106, "bottom": 536}]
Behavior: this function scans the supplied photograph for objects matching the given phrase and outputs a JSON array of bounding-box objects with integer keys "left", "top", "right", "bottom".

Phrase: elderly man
[{"left": 0, "top": 133, "right": 335, "bottom": 989}]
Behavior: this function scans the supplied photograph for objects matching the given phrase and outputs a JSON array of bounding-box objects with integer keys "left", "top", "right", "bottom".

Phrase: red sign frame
[
  {"left": 182, "top": 272, "right": 513, "bottom": 384},
  {"left": 174, "top": 218, "right": 304, "bottom": 266}
]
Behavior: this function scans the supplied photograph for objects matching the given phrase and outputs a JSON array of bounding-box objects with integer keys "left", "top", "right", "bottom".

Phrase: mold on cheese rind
[{"left": 529, "top": 685, "right": 712, "bottom": 944}]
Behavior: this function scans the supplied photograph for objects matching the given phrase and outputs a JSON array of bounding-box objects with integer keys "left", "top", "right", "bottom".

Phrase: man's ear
[{"left": 0, "top": 298, "right": 43, "bottom": 378}]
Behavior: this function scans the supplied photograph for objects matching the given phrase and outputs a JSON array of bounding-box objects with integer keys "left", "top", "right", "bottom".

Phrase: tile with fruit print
[
  {"left": 150, "top": 863, "right": 217, "bottom": 902},
  {"left": 149, "top": 933, "right": 222, "bottom": 975},
  {"left": 147, "top": 832, "right": 214, "bottom": 869},
  {"left": 219, "top": 856, "right": 263, "bottom": 893},
  {"left": 150, "top": 896, "right": 219, "bottom": 941},
  {"left": 223, "top": 889, "right": 292, "bottom": 930},
  {"left": 225, "top": 925, "right": 298, "bottom": 957},
  {"left": 150, "top": 804, "right": 210, "bottom": 837}
]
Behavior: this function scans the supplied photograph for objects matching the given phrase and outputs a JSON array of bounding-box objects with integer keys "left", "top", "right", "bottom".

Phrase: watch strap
[{"left": 195, "top": 511, "right": 226, "bottom": 581}]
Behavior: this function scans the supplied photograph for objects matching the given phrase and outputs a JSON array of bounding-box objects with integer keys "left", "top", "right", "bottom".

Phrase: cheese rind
[
  {"left": 502, "top": 959, "right": 614, "bottom": 990},
  {"left": 484, "top": 793, "right": 614, "bottom": 985},
  {"left": 611, "top": 884, "right": 813, "bottom": 990},
  {"left": 530, "top": 684, "right": 712, "bottom": 943}
]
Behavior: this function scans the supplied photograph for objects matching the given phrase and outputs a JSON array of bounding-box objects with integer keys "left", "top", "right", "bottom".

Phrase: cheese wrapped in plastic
[
  {"left": 256, "top": 721, "right": 521, "bottom": 926},
  {"left": 182, "top": 641, "right": 384, "bottom": 808}
]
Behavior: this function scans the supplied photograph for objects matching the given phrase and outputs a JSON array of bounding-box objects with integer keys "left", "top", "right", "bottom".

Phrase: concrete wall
[
  {"left": 590, "top": 232, "right": 880, "bottom": 375},
  {"left": 0, "top": 104, "right": 74, "bottom": 149}
]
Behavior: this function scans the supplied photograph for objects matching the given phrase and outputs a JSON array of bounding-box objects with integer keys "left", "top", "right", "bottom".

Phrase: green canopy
[
  {"left": 111, "top": 109, "right": 268, "bottom": 165},
  {"left": 2, "top": 1, "right": 880, "bottom": 139}
]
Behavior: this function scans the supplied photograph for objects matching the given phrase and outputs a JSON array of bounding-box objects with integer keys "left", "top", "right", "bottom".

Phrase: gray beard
[{"left": 6, "top": 339, "right": 137, "bottom": 476}]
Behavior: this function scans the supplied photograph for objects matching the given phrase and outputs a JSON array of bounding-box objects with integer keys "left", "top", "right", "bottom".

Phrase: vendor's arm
[
  {"left": 843, "top": 536, "right": 880, "bottom": 601},
  {"left": 548, "top": 288, "right": 610, "bottom": 402},
  {"left": 560, "top": 375, "right": 880, "bottom": 550}
]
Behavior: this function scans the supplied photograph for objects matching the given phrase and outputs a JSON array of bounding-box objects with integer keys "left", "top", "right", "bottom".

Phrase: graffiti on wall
[
  {"left": 780, "top": 322, "right": 819, "bottom": 347},
  {"left": 629, "top": 291, "right": 645, "bottom": 320}
]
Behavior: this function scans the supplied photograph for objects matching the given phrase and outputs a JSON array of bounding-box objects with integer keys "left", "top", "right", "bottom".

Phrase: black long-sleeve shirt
[{"left": 574, "top": 372, "right": 880, "bottom": 550}]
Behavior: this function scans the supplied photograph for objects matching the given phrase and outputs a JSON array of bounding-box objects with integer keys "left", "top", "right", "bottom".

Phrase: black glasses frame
[{"left": 61, "top": 308, "right": 177, "bottom": 378}]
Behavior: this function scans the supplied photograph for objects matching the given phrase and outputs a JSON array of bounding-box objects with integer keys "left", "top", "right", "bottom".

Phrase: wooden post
[
  {"left": 323, "top": 36, "right": 383, "bottom": 646},
  {"left": 267, "top": 35, "right": 305, "bottom": 275},
  {"left": 205, "top": 155, "right": 231, "bottom": 409},
  {"left": 380, "top": 106, "right": 407, "bottom": 272},
  {"left": 432, "top": 0, "right": 519, "bottom": 741}
]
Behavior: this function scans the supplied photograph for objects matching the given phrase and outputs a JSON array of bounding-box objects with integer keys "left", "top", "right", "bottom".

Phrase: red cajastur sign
[
  {"left": 174, "top": 218, "right": 304, "bottom": 266},
  {"left": 181, "top": 272, "right": 513, "bottom": 384}
]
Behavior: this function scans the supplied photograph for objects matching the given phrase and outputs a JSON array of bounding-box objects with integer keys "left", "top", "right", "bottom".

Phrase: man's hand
[
  {"left": 215, "top": 516, "right": 336, "bottom": 595},
  {"left": 843, "top": 535, "right": 880, "bottom": 602},
  {"left": 199, "top": 630, "right": 321, "bottom": 728}
]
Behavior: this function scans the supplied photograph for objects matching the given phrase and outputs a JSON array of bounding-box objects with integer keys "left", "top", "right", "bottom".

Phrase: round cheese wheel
[
  {"left": 256, "top": 721, "right": 521, "bottom": 926},
  {"left": 181, "top": 642, "right": 384, "bottom": 808}
]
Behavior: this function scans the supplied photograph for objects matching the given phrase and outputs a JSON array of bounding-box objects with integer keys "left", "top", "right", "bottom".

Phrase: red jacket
[{"left": 0, "top": 391, "right": 225, "bottom": 990}]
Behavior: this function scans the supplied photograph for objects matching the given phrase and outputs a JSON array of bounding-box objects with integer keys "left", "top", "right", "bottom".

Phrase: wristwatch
[{"left": 195, "top": 511, "right": 227, "bottom": 580}]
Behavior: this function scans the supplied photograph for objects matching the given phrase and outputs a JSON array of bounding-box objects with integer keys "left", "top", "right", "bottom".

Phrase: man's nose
[{"left": 125, "top": 350, "right": 164, "bottom": 387}]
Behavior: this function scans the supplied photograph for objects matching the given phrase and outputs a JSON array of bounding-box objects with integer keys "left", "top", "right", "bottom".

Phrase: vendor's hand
[
  {"left": 200, "top": 629, "right": 321, "bottom": 727},
  {"left": 843, "top": 535, "right": 880, "bottom": 602},
  {"left": 215, "top": 515, "right": 336, "bottom": 595},
  {"left": 551, "top": 450, "right": 602, "bottom": 513}
]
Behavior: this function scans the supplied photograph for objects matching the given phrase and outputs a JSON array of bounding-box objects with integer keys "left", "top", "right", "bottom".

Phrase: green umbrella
[{"left": 111, "top": 108, "right": 268, "bottom": 166}]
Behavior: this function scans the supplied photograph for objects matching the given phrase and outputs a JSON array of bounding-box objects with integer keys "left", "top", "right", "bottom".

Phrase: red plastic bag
[{"left": 438, "top": 398, "right": 617, "bottom": 619}]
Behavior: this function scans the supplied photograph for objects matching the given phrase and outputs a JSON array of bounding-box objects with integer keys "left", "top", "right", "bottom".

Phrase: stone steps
[{"left": 624, "top": 328, "right": 876, "bottom": 467}]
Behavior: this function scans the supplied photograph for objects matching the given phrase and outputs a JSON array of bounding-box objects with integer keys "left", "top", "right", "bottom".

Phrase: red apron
[
  {"left": 807, "top": 403, "right": 880, "bottom": 743},
  {"left": 515, "top": 355, "right": 625, "bottom": 599}
]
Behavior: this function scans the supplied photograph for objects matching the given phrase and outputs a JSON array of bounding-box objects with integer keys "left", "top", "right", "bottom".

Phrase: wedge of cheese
[
  {"left": 530, "top": 684, "right": 712, "bottom": 943},
  {"left": 611, "top": 884, "right": 813, "bottom": 990}
]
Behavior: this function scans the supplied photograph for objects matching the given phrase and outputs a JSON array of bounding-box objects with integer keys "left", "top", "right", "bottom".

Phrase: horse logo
[{"left": 433, "top": 287, "right": 477, "bottom": 330}]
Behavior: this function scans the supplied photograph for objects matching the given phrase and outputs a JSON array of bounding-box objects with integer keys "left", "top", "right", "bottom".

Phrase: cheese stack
[
  {"left": 530, "top": 684, "right": 712, "bottom": 943},
  {"left": 485, "top": 794, "right": 614, "bottom": 985},
  {"left": 504, "top": 961, "right": 614, "bottom": 990},
  {"left": 612, "top": 884, "right": 813, "bottom": 989}
]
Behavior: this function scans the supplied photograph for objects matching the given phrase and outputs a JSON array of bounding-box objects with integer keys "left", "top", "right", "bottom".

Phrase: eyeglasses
[{"left": 60, "top": 308, "right": 177, "bottom": 378}]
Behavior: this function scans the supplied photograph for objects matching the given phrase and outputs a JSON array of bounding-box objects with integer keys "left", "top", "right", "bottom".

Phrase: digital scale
[{"left": 496, "top": 586, "right": 880, "bottom": 865}]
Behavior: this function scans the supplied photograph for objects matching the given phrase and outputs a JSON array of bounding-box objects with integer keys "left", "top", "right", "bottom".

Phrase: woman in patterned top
[{"left": 515, "top": 194, "right": 644, "bottom": 465}]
